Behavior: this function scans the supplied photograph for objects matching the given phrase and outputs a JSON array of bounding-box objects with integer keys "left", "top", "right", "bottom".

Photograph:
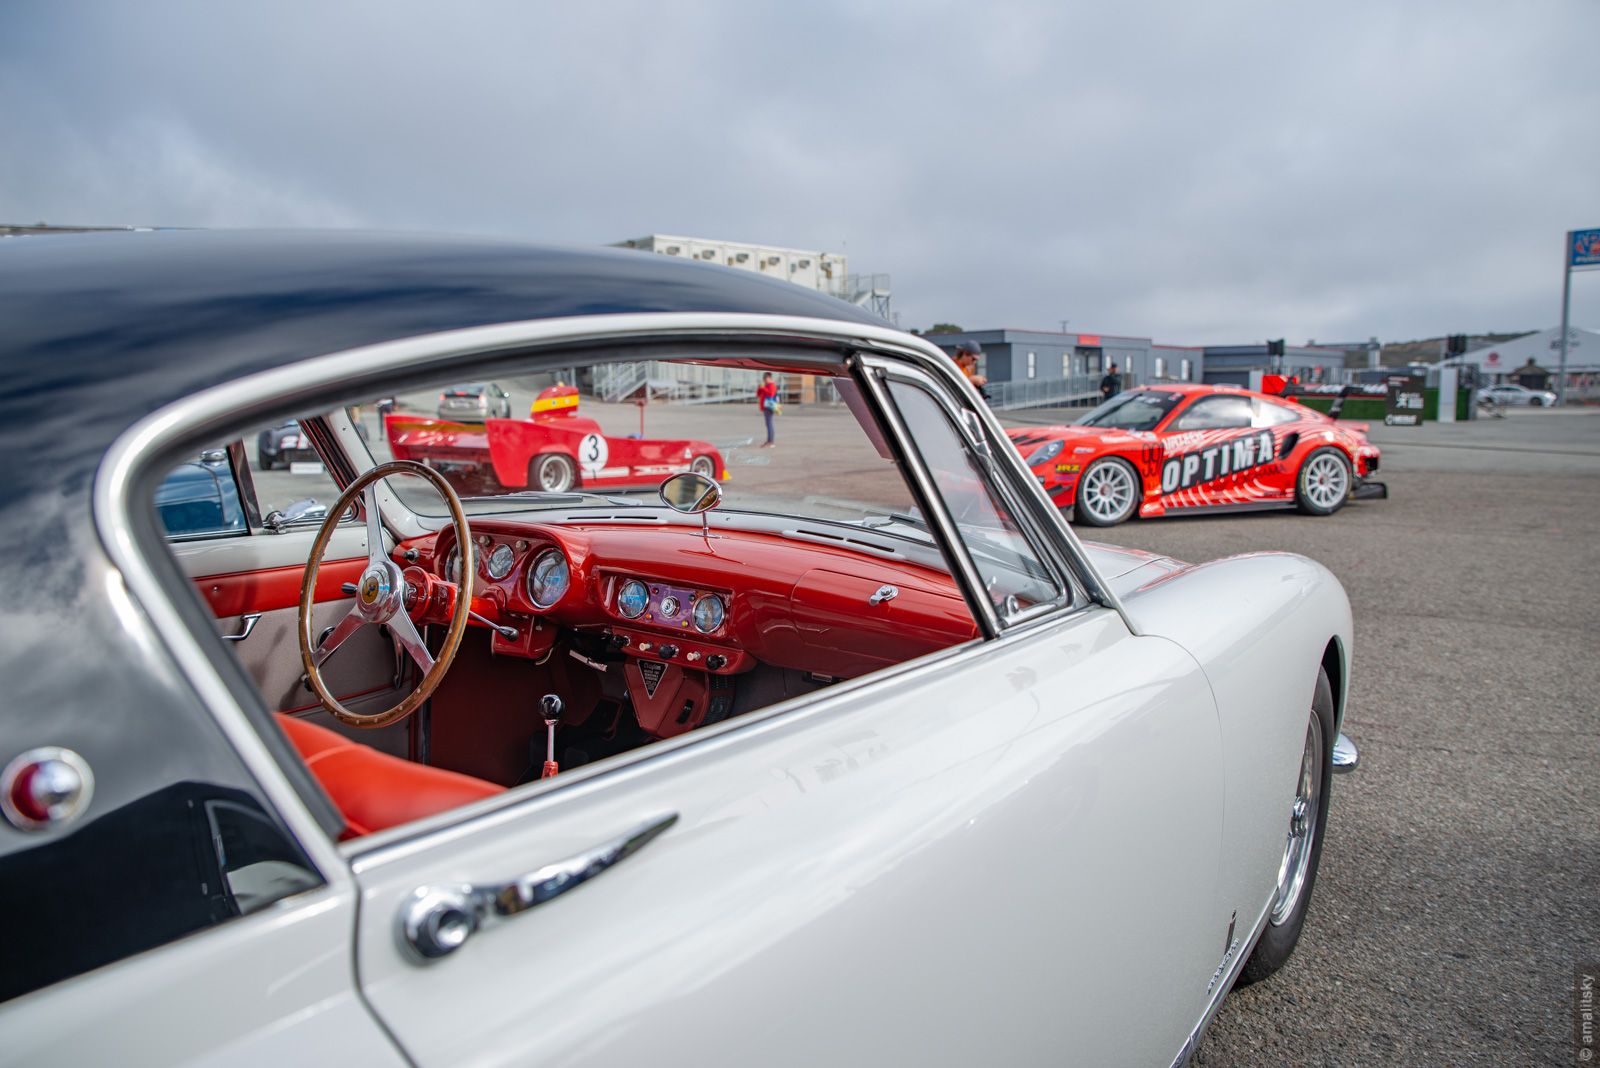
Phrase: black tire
[
  {"left": 1237, "top": 667, "right": 1336, "bottom": 986},
  {"left": 1294, "top": 446, "right": 1351, "bottom": 516},
  {"left": 529, "top": 453, "right": 576, "bottom": 493},
  {"left": 690, "top": 454, "right": 717, "bottom": 480},
  {"left": 1531, "top": 396, "right": 1544, "bottom": 407},
  {"left": 257, "top": 449, "right": 277, "bottom": 471},
  {"left": 1073, "top": 456, "right": 1140, "bottom": 527}
]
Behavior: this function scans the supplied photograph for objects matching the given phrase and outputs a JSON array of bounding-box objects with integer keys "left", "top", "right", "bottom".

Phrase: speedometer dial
[
  {"left": 485, "top": 543, "right": 516, "bottom": 580},
  {"left": 692, "top": 593, "right": 726, "bottom": 634},
  {"left": 443, "top": 545, "right": 462, "bottom": 584},
  {"left": 617, "top": 579, "right": 649, "bottom": 619},
  {"left": 526, "top": 548, "right": 569, "bottom": 609}
]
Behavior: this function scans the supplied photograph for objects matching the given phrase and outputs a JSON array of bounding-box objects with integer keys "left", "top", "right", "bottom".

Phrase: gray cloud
[{"left": 2, "top": 0, "right": 1596, "bottom": 343}]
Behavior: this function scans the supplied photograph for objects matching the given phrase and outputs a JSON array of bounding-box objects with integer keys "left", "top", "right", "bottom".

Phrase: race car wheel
[
  {"left": 1074, "top": 457, "right": 1140, "bottom": 527},
  {"left": 1238, "top": 667, "right": 1334, "bottom": 986},
  {"left": 531, "top": 453, "right": 576, "bottom": 493},
  {"left": 690, "top": 455, "right": 717, "bottom": 480},
  {"left": 257, "top": 449, "right": 277, "bottom": 471},
  {"left": 1295, "top": 447, "right": 1350, "bottom": 516}
]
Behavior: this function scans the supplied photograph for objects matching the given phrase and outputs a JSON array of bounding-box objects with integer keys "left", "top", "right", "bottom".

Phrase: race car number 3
[{"left": 578, "top": 432, "right": 609, "bottom": 475}]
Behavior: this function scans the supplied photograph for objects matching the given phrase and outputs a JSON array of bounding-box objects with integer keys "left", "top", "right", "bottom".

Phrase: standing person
[
  {"left": 953, "top": 340, "right": 988, "bottom": 391},
  {"left": 757, "top": 371, "right": 779, "bottom": 448},
  {"left": 1099, "top": 363, "right": 1121, "bottom": 403}
]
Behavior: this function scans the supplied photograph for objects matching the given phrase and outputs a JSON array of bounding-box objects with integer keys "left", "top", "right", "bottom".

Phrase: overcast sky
[{"left": 2, "top": 0, "right": 1596, "bottom": 344}]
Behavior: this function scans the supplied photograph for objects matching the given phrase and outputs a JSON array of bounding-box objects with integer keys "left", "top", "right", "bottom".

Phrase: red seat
[{"left": 276, "top": 714, "right": 503, "bottom": 839}]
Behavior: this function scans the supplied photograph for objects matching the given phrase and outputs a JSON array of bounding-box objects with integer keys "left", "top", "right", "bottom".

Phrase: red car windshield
[{"left": 1076, "top": 390, "right": 1183, "bottom": 431}]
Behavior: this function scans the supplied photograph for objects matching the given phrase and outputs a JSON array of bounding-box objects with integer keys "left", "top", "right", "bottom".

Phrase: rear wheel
[
  {"left": 530, "top": 453, "right": 576, "bottom": 493},
  {"left": 1073, "top": 457, "right": 1140, "bottom": 527},
  {"left": 1237, "top": 667, "right": 1335, "bottom": 985},
  {"left": 690, "top": 455, "right": 716, "bottom": 480},
  {"left": 257, "top": 449, "right": 277, "bottom": 471},
  {"left": 1295, "top": 447, "right": 1350, "bottom": 516}
]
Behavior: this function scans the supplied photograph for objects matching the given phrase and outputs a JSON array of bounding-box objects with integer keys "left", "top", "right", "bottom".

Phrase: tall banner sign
[{"left": 1560, "top": 228, "right": 1600, "bottom": 405}]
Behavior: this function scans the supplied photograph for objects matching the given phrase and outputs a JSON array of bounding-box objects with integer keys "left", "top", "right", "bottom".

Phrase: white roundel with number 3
[{"left": 577, "top": 433, "right": 609, "bottom": 475}]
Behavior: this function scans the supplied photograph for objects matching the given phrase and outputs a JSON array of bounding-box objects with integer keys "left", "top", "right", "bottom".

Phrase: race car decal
[{"left": 1160, "top": 430, "right": 1275, "bottom": 493}]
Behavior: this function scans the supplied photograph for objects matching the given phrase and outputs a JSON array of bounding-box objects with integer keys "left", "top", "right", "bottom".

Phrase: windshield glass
[
  {"left": 1075, "top": 389, "right": 1182, "bottom": 431},
  {"left": 344, "top": 355, "right": 921, "bottom": 527}
]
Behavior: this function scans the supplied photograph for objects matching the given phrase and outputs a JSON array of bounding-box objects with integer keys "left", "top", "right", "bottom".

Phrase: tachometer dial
[
  {"left": 485, "top": 543, "right": 516, "bottom": 581},
  {"left": 692, "top": 594, "right": 726, "bottom": 634},
  {"left": 617, "top": 579, "right": 649, "bottom": 619},
  {"left": 526, "top": 548, "right": 569, "bottom": 608},
  {"left": 443, "top": 545, "right": 462, "bottom": 584}
]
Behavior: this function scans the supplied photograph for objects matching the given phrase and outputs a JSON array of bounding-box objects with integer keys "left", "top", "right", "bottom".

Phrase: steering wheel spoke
[
  {"left": 312, "top": 607, "right": 366, "bottom": 668},
  {"left": 385, "top": 608, "right": 436, "bottom": 675},
  {"left": 299, "top": 460, "right": 473, "bottom": 729},
  {"left": 363, "top": 484, "right": 386, "bottom": 565}
]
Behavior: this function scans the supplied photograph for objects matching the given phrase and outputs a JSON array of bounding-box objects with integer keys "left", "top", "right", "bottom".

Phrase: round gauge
[
  {"left": 617, "top": 579, "right": 649, "bottom": 619},
  {"left": 443, "top": 545, "right": 462, "bottom": 584},
  {"left": 660, "top": 595, "right": 681, "bottom": 618},
  {"left": 692, "top": 594, "right": 726, "bottom": 634},
  {"left": 525, "top": 548, "right": 570, "bottom": 609},
  {"left": 485, "top": 543, "right": 516, "bottom": 581}
]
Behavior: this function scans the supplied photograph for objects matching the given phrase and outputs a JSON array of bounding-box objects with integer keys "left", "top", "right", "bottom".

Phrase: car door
[
  {"left": 346, "top": 364, "right": 1226, "bottom": 1067},
  {"left": 1158, "top": 393, "right": 1283, "bottom": 508},
  {"left": 164, "top": 426, "right": 415, "bottom": 755}
]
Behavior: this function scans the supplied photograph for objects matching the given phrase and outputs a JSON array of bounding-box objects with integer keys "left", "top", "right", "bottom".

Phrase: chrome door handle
[
  {"left": 399, "top": 812, "right": 677, "bottom": 962},
  {"left": 222, "top": 612, "right": 262, "bottom": 642}
]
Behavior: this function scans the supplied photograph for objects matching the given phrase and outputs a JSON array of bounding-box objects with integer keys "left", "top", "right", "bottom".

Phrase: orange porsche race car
[{"left": 1005, "top": 383, "right": 1385, "bottom": 526}]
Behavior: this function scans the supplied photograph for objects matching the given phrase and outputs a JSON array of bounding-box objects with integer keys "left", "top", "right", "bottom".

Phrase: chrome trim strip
[{"left": 1169, "top": 895, "right": 1274, "bottom": 1068}]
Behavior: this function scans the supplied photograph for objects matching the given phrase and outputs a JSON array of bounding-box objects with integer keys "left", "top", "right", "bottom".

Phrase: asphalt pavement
[{"left": 1059, "top": 407, "right": 1600, "bottom": 1066}]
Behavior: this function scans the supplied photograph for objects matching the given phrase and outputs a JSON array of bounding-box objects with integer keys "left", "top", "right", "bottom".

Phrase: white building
[
  {"left": 1450, "top": 326, "right": 1600, "bottom": 378},
  {"left": 613, "top": 234, "right": 848, "bottom": 296}
]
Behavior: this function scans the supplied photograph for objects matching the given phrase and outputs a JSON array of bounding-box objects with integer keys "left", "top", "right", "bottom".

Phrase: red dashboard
[{"left": 395, "top": 518, "right": 977, "bottom": 696}]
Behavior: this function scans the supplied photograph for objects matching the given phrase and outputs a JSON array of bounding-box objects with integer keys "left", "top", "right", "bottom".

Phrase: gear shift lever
[{"left": 540, "top": 694, "right": 563, "bottom": 779}]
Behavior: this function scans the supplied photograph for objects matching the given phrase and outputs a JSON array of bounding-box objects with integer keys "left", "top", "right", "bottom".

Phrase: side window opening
[{"left": 885, "top": 378, "right": 1066, "bottom": 620}]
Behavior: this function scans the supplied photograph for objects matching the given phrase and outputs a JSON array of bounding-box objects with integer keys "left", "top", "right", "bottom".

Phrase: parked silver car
[
  {"left": 1476, "top": 383, "right": 1557, "bottom": 407},
  {"left": 436, "top": 382, "right": 512, "bottom": 421}
]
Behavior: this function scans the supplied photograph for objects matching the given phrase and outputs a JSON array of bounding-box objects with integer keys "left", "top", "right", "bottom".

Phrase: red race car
[
  {"left": 387, "top": 384, "right": 728, "bottom": 496},
  {"left": 1005, "top": 383, "right": 1385, "bottom": 526}
]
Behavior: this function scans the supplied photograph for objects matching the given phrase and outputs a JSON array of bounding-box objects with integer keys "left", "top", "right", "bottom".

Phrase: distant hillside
[{"left": 1379, "top": 332, "right": 1532, "bottom": 366}]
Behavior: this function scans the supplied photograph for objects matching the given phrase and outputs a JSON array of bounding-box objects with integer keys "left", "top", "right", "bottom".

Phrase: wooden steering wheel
[{"left": 298, "top": 460, "right": 475, "bottom": 728}]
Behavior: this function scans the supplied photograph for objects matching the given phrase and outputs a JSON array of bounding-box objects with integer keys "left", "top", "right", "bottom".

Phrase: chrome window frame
[
  {"left": 856, "top": 356, "right": 1080, "bottom": 629},
  {"left": 94, "top": 312, "right": 1137, "bottom": 868}
]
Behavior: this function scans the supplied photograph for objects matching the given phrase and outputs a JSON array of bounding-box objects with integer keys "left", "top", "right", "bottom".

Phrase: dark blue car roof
[{"left": 0, "top": 229, "right": 883, "bottom": 509}]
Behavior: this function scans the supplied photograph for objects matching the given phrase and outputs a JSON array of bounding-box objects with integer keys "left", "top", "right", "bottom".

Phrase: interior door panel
[{"left": 171, "top": 526, "right": 412, "bottom": 757}]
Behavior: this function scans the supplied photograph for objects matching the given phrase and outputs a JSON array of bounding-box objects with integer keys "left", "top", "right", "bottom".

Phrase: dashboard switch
[
  {"left": 637, "top": 642, "right": 652, "bottom": 653},
  {"left": 705, "top": 654, "right": 727, "bottom": 671},
  {"left": 685, "top": 651, "right": 702, "bottom": 663},
  {"left": 658, "top": 644, "right": 680, "bottom": 660}
]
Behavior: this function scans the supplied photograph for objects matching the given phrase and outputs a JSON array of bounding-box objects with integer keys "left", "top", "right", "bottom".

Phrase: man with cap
[{"left": 953, "top": 340, "right": 988, "bottom": 390}]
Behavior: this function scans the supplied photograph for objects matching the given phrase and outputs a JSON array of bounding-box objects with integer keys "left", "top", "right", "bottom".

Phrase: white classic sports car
[{"left": 0, "top": 232, "right": 1358, "bottom": 1066}]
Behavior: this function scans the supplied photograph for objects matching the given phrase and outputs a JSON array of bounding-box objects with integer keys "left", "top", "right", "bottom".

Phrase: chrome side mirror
[
  {"left": 264, "top": 497, "right": 329, "bottom": 533},
  {"left": 659, "top": 472, "right": 721, "bottom": 515}
]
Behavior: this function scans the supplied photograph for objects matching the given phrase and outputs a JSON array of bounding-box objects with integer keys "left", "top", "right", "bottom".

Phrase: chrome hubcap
[
  {"left": 1271, "top": 714, "right": 1323, "bottom": 926},
  {"left": 1080, "top": 462, "right": 1134, "bottom": 521},
  {"left": 1304, "top": 454, "right": 1348, "bottom": 510}
]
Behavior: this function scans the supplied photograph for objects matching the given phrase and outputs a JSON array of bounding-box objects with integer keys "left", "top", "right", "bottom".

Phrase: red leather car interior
[{"left": 275, "top": 713, "right": 503, "bottom": 838}]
